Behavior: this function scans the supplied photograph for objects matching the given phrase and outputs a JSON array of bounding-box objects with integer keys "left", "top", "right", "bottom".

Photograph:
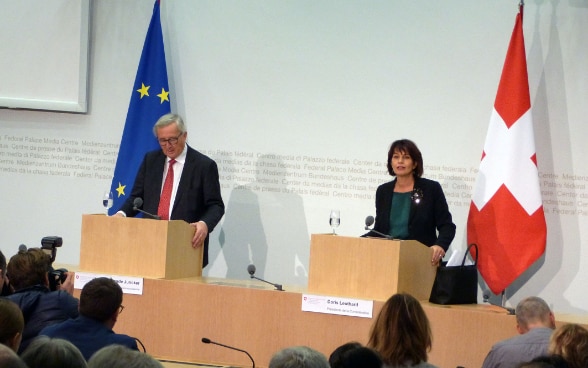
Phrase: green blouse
[{"left": 388, "top": 192, "right": 411, "bottom": 239}]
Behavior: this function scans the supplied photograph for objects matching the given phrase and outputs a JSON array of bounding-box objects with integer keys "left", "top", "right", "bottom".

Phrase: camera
[
  {"left": 41, "top": 236, "right": 63, "bottom": 264},
  {"left": 48, "top": 268, "right": 68, "bottom": 291},
  {"left": 40, "top": 236, "right": 66, "bottom": 291}
]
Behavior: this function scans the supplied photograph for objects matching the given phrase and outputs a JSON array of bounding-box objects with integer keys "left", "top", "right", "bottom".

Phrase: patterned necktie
[{"left": 157, "top": 159, "right": 176, "bottom": 220}]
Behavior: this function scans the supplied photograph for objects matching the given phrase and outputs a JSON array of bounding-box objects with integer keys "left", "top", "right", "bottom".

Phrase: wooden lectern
[
  {"left": 79, "top": 214, "right": 201, "bottom": 279},
  {"left": 307, "top": 234, "right": 436, "bottom": 301}
]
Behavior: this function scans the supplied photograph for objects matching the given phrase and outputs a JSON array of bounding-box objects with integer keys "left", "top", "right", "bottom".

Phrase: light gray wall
[{"left": 0, "top": 0, "right": 587, "bottom": 314}]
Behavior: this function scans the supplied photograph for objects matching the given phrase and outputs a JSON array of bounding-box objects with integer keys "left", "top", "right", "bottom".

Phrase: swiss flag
[{"left": 467, "top": 5, "right": 547, "bottom": 295}]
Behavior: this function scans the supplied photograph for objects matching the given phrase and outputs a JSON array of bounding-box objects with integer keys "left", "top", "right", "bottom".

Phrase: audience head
[
  {"left": 88, "top": 344, "right": 164, "bottom": 368},
  {"left": 515, "top": 297, "right": 555, "bottom": 333},
  {"left": 517, "top": 355, "right": 570, "bottom": 368},
  {"left": 548, "top": 323, "right": 588, "bottom": 368},
  {"left": 368, "top": 293, "right": 432, "bottom": 366},
  {"left": 329, "top": 342, "right": 362, "bottom": 368},
  {"left": 80, "top": 277, "right": 123, "bottom": 324},
  {"left": 7, "top": 247, "right": 50, "bottom": 291},
  {"left": 21, "top": 336, "right": 87, "bottom": 368},
  {"left": 329, "top": 342, "right": 382, "bottom": 368},
  {"left": 0, "top": 249, "right": 7, "bottom": 280},
  {"left": 0, "top": 343, "right": 28, "bottom": 368},
  {"left": 1, "top": 249, "right": 11, "bottom": 296},
  {"left": 269, "top": 346, "right": 330, "bottom": 368},
  {"left": 0, "top": 298, "right": 24, "bottom": 352}
]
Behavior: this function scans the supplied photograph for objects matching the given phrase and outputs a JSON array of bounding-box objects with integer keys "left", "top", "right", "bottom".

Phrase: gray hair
[
  {"left": 152, "top": 113, "right": 187, "bottom": 136},
  {"left": 21, "top": 336, "right": 87, "bottom": 368},
  {"left": 88, "top": 345, "right": 163, "bottom": 368},
  {"left": 0, "top": 344, "right": 28, "bottom": 368},
  {"left": 515, "top": 296, "right": 553, "bottom": 330},
  {"left": 269, "top": 346, "right": 330, "bottom": 368}
]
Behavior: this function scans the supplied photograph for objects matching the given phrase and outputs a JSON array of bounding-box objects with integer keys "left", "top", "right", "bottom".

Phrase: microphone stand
[
  {"left": 133, "top": 206, "right": 161, "bottom": 220},
  {"left": 364, "top": 225, "right": 393, "bottom": 240},
  {"left": 202, "top": 338, "right": 255, "bottom": 368},
  {"left": 250, "top": 274, "right": 284, "bottom": 291}
]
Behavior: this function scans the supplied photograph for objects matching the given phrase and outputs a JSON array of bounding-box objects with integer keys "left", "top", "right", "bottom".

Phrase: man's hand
[
  {"left": 59, "top": 271, "right": 75, "bottom": 295},
  {"left": 190, "top": 221, "right": 208, "bottom": 248}
]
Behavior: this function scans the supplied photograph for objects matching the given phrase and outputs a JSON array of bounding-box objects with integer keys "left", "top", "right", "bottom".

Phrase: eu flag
[{"left": 109, "top": 0, "right": 170, "bottom": 215}]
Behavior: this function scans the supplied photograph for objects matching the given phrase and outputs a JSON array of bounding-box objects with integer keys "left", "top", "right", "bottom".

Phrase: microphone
[
  {"left": 202, "top": 337, "right": 255, "bottom": 368},
  {"left": 18, "top": 244, "right": 27, "bottom": 253},
  {"left": 483, "top": 293, "right": 515, "bottom": 315},
  {"left": 132, "top": 197, "right": 161, "bottom": 220},
  {"left": 364, "top": 216, "right": 392, "bottom": 239},
  {"left": 247, "top": 264, "right": 284, "bottom": 291}
]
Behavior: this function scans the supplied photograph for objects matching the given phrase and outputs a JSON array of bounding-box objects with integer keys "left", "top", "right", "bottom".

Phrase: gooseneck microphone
[
  {"left": 364, "top": 216, "right": 392, "bottom": 239},
  {"left": 247, "top": 264, "right": 284, "bottom": 291},
  {"left": 201, "top": 337, "right": 255, "bottom": 368},
  {"left": 132, "top": 197, "right": 161, "bottom": 220},
  {"left": 483, "top": 294, "right": 516, "bottom": 315}
]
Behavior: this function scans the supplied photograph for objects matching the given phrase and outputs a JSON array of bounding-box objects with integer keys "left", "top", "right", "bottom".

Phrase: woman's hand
[{"left": 430, "top": 245, "right": 445, "bottom": 266}]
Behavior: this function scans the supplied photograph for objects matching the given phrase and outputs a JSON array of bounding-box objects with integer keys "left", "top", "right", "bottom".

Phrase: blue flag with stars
[{"left": 109, "top": 0, "right": 170, "bottom": 215}]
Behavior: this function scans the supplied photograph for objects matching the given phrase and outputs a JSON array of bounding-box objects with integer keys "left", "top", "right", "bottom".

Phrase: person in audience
[
  {"left": 367, "top": 293, "right": 437, "bottom": 368},
  {"left": 329, "top": 342, "right": 383, "bottom": 368},
  {"left": 269, "top": 346, "right": 330, "bottom": 368},
  {"left": 1, "top": 249, "right": 12, "bottom": 296},
  {"left": 0, "top": 298, "right": 24, "bottom": 352},
  {"left": 88, "top": 344, "right": 163, "bottom": 368},
  {"left": 364, "top": 139, "right": 455, "bottom": 266},
  {"left": 21, "top": 336, "right": 87, "bottom": 368},
  {"left": 0, "top": 343, "right": 28, "bottom": 368},
  {"left": 40, "top": 277, "right": 138, "bottom": 360},
  {"left": 5, "top": 247, "right": 78, "bottom": 353},
  {"left": 517, "top": 355, "right": 570, "bottom": 368},
  {"left": 329, "top": 342, "right": 362, "bottom": 367},
  {"left": 548, "top": 323, "right": 588, "bottom": 368},
  {"left": 482, "top": 296, "right": 556, "bottom": 368}
]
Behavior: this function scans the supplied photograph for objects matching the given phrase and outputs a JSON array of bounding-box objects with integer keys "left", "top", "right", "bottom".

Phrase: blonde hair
[{"left": 549, "top": 323, "right": 588, "bottom": 368}]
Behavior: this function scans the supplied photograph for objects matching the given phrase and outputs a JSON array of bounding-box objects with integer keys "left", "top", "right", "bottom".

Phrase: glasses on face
[
  {"left": 158, "top": 132, "right": 184, "bottom": 146},
  {"left": 118, "top": 305, "right": 125, "bottom": 314}
]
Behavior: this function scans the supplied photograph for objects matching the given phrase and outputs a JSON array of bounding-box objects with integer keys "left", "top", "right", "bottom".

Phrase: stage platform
[{"left": 70, "top": 275, "right": 584, "bottom": 368}]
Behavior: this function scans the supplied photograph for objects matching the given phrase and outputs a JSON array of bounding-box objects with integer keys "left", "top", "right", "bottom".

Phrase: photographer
[{"left": 4, "top": 247, "right": 78, "bottom": 354}]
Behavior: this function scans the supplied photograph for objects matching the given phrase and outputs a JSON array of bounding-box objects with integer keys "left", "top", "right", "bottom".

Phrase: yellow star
[
  {"left": 116, "top": 182, "right": 126, "bottom": 197},
  {"left": 136, "top": 83, "right": 150, "bottom": 99},
  {"left": 157, "top": 88, "right": 170, "bottom": 104}
]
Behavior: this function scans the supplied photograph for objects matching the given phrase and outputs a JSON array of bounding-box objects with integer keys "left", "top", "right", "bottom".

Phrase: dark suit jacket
[
  {"left": 39, "top": 315, "right": 138, "bottom": 361},
  {"left": 370, "top": 177, "right": 455, "bottom": 251},
  {"left": 119, "top": 145, "right": 225, "bottom": 266}
]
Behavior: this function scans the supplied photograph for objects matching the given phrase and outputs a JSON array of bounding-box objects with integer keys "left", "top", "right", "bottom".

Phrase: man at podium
[
  {"left": 115, "top": 113, "right": 225, "bottom": 267},
  {"left": 365, "top": 139, "right": 455, "bottom": 266}
]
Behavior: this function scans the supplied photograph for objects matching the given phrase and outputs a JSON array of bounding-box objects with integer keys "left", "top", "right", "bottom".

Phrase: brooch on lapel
[{"left": 411, "top": 188, "right": 424, "bottom": 204}]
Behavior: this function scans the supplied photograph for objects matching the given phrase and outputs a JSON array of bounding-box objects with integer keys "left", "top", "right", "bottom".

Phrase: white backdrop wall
[{"left": 0, "top": 0, "right": 587, "bottom": 314}]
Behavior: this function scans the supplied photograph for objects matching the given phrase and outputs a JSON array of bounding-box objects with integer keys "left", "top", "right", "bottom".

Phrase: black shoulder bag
[{"left": 429, "top": 243, "right": 478, "bottom": 305}]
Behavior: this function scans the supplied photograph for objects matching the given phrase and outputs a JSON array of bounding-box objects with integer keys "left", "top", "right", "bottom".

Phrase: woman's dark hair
[
  {"left": 367, "top": 293, "right": 432, "bottom": 366},
  {"left": 386, "top": 139, "right": 423, "bottom": 178}
]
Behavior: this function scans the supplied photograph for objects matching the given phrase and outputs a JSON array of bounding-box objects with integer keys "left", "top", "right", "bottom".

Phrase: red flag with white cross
[{"left": 467, "top": 4, "right": 547, "bottom": 295}]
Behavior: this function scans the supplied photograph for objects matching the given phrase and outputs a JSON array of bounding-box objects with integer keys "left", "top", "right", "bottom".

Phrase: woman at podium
[{"left": 366, "top": 139, "right": 455, "bottom": 266}]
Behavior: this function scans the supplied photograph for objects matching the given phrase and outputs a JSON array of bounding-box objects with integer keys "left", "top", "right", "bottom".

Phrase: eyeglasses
[
  {"left": 118, "top": 305, "right": 125, "bottom": 314},
  {"left": 158, "top": 132, "right": 184, "bottom": 146}
]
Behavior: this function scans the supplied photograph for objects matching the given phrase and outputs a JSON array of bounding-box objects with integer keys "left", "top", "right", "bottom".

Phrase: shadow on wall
[{"left": 210, "top": 153, "right": 310, "bottom": 286}]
